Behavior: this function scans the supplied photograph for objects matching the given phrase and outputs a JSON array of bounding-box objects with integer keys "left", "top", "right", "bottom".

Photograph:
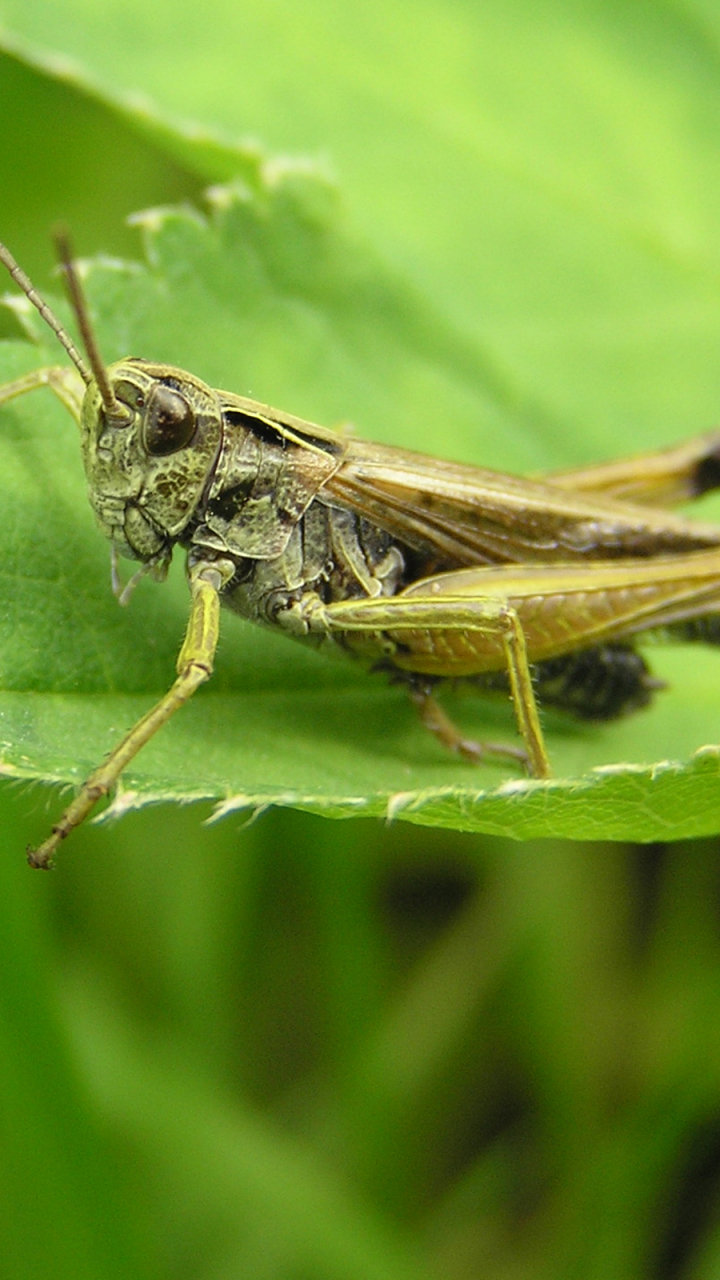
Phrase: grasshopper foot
[{"left": 26, "top": 841, "right": 56, "bottom": 870}]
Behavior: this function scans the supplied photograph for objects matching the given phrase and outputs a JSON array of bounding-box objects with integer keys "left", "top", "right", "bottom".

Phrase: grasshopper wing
[{"left": 326, "top": 437, "right": 720, "bottom": 569}]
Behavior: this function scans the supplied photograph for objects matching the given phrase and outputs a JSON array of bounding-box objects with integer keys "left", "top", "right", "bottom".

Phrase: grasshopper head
[
  {"left": 81, "top": 359, "right": 223, "bottom": 562},
  {"left": 0, "top": 237, "right": 223, "bottom": 563}
]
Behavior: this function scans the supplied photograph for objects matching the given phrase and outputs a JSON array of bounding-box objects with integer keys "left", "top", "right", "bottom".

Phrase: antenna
[
  {"left": 52, "top": 229, "right": 130, "bottom": 422},
  {"left": 0, "top": 239, "right": 91, "bottom": 384},
  {"left": 0, "top": 233, "right": 131, "bottom": 423}
]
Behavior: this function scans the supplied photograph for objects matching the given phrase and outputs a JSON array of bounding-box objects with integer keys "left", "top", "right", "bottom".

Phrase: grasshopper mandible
[{"left": 3, "top": 235, "right": 720, "bottom": 868}]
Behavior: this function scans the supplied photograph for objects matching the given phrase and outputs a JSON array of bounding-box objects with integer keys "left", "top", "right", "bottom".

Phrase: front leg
[
  {"left": 27, "top": 558, "right": 233, "bottom": 869},
  {"left": 0, "top": 364, "right": 85, "bottom": 421}
]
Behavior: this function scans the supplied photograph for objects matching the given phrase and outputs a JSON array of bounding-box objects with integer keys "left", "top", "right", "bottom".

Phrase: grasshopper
[{"left": 2, "top": 235, "right": 720, "bottom": 867}]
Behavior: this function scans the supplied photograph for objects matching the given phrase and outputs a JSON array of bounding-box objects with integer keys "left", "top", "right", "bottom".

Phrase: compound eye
[{"left": 144, "top": 384, "right": 196, "bottom": 456}]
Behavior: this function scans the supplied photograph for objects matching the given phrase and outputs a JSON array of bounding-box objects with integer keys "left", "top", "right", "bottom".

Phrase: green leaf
[
  {"left": 2, "top": 178, "right": 720, "bottom": 843},
  {"left": 6, "top": 0, "right": 720, "bottom": 457}
]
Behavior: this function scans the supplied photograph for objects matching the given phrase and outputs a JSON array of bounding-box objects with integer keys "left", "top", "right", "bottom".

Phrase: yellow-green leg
[
  {"left": 28, "top": 563, "right": 226, "bottom": 869},
  {"left": 408, "top": 680, "right": 530, "bottom": 768},
  {"left": 0, "top": 364, "right": 85, "bottom": 420},
  {"left": 299, "top": 591, "right": 552, "bottom": 779}
]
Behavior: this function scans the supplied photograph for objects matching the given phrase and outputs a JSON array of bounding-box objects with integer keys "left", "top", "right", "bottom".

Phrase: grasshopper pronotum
[{"left": 2, "top": 235, "right": 720, "bottom": 866}]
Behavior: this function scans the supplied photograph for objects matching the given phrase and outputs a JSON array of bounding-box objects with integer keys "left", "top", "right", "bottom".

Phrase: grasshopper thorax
[{"left": 81, "top": 358, "right": 224, "bottom": 562}]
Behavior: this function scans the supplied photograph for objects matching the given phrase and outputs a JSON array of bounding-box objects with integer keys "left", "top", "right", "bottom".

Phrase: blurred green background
[{"left": 2, "top": 2, "right": 720, "bottom": 1276}]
